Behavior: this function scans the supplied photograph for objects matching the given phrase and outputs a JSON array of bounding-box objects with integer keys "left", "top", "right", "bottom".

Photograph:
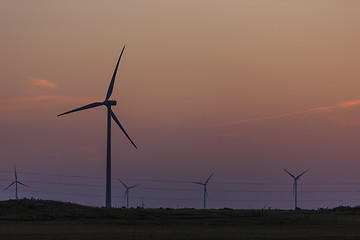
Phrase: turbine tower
[
  {"left": 58, "top": 46, "right": 137, "bottom": 208},
  {"left": 118, "top": 179, "right": 140, "bottom": 208},
  {"left": 4, "top": 165, "right": 30, "bottom": 200},
  {"left": 192, "top": 173, "right": 214, "bottom": 209},
  {"left": 283, "top": 169, "right": 309, "bottom": 210}
]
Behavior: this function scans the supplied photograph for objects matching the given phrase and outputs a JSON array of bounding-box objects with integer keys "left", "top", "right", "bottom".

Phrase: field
[{"left": 1, "top": 199, "right": 360, "bottom": 239}]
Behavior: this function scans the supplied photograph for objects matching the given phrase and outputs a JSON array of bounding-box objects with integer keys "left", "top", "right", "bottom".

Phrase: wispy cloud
[
  {"left": 337, "top": 99, "right": 360, "bottom": 108},
  {"left": 29, "top": 78, "right": 57, "bottom": 88},
  {"left": 0, "top": 95, "right": 98, "bottom": 110},
  {"left": 215, "top": 99, "right": 360, "bottom": 127}
]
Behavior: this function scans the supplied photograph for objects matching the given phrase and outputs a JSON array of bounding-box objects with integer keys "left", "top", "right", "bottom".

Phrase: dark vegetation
[{"left": 1, "top": 198, "right": 360, "bottom": 239}]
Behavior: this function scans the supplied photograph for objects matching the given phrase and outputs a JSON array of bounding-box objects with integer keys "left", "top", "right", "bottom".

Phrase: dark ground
[{"left": 1, "top": 199, "right": 360, "bottom": 239}]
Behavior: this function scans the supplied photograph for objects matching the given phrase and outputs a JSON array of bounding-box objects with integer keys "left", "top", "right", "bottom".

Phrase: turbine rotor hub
[{"left": 104, "top": 100, "right": 117, "bottom": 106}]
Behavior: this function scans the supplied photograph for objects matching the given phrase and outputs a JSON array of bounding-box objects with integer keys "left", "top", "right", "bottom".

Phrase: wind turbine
[
  {"left": 58, "top": 46, "right": 137, "bottom": 208},
  {"left": 192, "top": 173, "right": 214, "bottom": 209},
  {"left": 283, "top": 169, "right": 309, "bottom": 210},
  {"left": 118, "top": 179, "right": 140, "bottom": 208},
  {"left": 4, "top": 165, "right": 30, "bottom": 200}
]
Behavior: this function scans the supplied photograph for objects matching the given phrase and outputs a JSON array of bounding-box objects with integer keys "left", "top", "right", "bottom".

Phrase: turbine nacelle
[{"left": 103, "top": 100, "right": 117, "bottom": 106}]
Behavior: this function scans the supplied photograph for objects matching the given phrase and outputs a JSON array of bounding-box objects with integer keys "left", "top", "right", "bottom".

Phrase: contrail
[{"left": 215, "top": 99, "right": 360, "bottom": 127}]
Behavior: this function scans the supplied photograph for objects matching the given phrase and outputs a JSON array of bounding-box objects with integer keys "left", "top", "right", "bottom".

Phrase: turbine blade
[
  {"left": 205, "top": 187, "right": 209, "bottom": 199},
  {"left": 105, "top": 45, "right": 126, "bottom": 100},
  {"left": 205, "top": 172, "right": 215, "bottom": 184},
  {"left": 118, "top": 179, "right": 128, "bottom": 188},
  {"left": 4, "top": 182, "right": 15, "bottom": 191},
  {"left": 129, "top": 184, "right": 140, "bottom": 189},
  {"left": 296, "top": 170, "right": 309, "bottom": 179},
  {"left": 58, "top": 102, "right": 104, "bottom": 117},
  {"left": 111, "top": 110, "right": 137, "bottom": 149},
  {"left": 14, "top": 165, "right": 17, "bottom": 180},
  {"left": 283, "top": 169, "right": 295, "bottom": 179},
  {"left": 17, "top": 181, "right": 30, "bottom": 188},
  {"left": 191, "top": 181, "right": 204, "bottom": 185}
]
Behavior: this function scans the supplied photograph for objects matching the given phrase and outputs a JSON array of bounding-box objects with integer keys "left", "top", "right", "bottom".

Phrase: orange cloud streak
[
  {"left": 30, "top": 78, "right": 57, "bottom": 88},
  {"left": 0, "top": 95, "right": 97, "bottom": 110},
  {"left": 337, "top": 99, "right": 360, "bottom": 108},
  {"left": 215, "top": 99, "right": 360, "bottom": 127}
]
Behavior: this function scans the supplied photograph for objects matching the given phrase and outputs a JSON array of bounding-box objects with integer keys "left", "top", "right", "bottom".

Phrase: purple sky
[{"left": 1, "top": 1, "right": 360, "bottom": 209}]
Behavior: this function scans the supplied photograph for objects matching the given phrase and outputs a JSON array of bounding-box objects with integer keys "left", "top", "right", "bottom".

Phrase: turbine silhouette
[
  {"left": 192, "top": 172, "right": 214, "bottom": 209},
  {"left": 4, "top": 165, "right": 30, "bottom": 200},
  {"left": 283, "top": 169, "right": 309, "bottom": 210},
  {"left": 118, "top": 179, "right": 140, "bottom": 208},
  {"left": 58, "top": 46, "right": 137, "bottom": 208}
]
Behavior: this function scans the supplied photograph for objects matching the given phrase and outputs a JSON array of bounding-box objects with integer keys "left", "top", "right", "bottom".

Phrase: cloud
[
  {"left": 30, "top": 78, "right": 57, "bottom": 88},
  {"left": 215, "top": 99, "right": 360, "bottom": 127},
  {"left": 337, "top": 99, "right": 360, "bottom": 108},
  {"left": 0, "top": 95, "right": 98, "bottom": 110}
]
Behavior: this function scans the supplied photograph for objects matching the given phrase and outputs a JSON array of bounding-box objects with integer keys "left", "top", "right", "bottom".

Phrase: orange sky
[{"left": 1, "top": 1, "right": 360, "bottom": 209}]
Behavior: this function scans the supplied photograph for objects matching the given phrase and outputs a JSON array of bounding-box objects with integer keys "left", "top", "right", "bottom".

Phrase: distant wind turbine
[
  {"left": 141, "top": 200, "right": 145, "bottom": 208},
  {"left": 118, "top": 179, "right": 140, "bottom": 208},
  {"left": 192, "top": 173, "right": 214, "bottom": 209},
  {"left": 58, "top": 46, "right": 137, "bottom": 208},
  {"left": 283, "top": 169, "right": 309, "bottom": 210},
  {"left": 4, "top": 165, "right": 30, "bottom": 200}
]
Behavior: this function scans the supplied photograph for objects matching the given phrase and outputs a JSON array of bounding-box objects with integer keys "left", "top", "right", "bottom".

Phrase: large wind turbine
[
  {"left": 283, "top": 169, "right": 309, "bottom": 210},
  {"left": 58, "top": 46, "right": 137, "bottom": 208},
  {"left": 4, "top": 165, "right": 30, "bottom": 200},
  {"left": 192, "top": 173, "right": 214, "bottom": 209},
  {"left": 118, "top": 179, "right": 140, "bottom": 208}
]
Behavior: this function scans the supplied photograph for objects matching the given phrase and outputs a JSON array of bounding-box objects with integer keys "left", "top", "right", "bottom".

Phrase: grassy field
[{"left": 1, "top": 199, "right": 360, "bottom": 239}]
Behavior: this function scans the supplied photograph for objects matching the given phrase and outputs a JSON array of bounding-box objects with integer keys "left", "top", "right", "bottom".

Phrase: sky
[{"left": 1, "top": 1, "right": 360, "bottom": 209}]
